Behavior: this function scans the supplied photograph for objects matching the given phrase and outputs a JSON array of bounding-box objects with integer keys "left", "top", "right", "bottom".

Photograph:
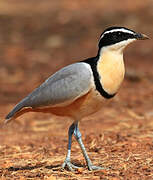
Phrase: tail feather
[
  {"left": 5, "top": 97, "right": 29, "bottom": 123},
  {"left": 6, "top": 103, "right": 23, "bottom": 118},
  {"left": 5, "top": 103, "right": 24, "bottom": 123}
]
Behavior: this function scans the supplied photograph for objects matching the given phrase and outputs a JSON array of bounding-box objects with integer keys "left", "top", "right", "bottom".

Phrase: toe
[
  {"left": 88, "top": 164, "right": 105, "bottom": 171},
  {"left": 62, "top": 160, "right": 80, "bottom": 171}
]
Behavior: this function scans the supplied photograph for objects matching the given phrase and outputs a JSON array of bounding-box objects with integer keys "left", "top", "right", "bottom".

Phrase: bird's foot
[
  {"left": 88, "top": 164, "right": 104, "bottom": 171},
  {"left": 62, "top": 159, "right": 80, "bottom": 171}
]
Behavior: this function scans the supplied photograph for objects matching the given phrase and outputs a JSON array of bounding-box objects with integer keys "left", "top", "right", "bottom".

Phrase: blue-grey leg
[
  {"left": 62, "top": 123, "right": 80, "bottom": 171},
  {"left": 74, "top": 122, "right": 103, "bottom": 170}
]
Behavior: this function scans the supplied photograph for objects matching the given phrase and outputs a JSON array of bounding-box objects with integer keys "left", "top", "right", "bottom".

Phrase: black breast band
[{"left": 82, "top": 57, "right": 116, "bottom": 99}]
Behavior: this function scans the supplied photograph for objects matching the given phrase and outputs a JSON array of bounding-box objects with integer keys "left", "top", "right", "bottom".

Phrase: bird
[{"left": 5, "top": 26, "right": 149, "bottom": 171}]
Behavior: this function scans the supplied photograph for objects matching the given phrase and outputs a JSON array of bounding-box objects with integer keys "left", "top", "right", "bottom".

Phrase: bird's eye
[{"left": 113, "top": 34, "right": 118, "bottom": 40}]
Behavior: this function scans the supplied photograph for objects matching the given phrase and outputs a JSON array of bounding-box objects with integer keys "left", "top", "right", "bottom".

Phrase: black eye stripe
[
  {"left": 106, "top": 31, "right": 134, "bottom": 38},
  {"left": 99, "top": 31, "right": 135, "bottom": 48}
]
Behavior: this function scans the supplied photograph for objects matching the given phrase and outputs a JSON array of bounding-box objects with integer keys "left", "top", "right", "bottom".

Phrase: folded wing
[{"left": 5, "top": 62, "right": 93, "bottom": 120}]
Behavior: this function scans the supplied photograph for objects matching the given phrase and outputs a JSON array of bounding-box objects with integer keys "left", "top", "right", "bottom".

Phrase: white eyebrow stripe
[{"left": 100, "top": 28, "right": 135, "bottom": 39}]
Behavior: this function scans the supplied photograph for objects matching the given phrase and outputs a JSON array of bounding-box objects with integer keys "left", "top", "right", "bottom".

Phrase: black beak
[{"left": 135, "top": 33, "right": 149, "bottom": 40}]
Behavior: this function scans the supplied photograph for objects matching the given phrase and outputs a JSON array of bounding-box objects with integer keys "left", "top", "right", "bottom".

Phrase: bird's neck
[{"left": 97, "top": 48, "right": 125, "bottom": 95}]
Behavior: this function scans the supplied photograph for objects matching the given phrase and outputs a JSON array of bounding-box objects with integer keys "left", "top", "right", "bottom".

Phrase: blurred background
[{"left": 0, "top": 0, "right": 153, "bottom": 179}]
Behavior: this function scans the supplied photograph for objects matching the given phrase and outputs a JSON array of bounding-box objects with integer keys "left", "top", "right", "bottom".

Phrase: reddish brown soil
[{"left": 0, "top": 1, "right": 153, "bottom": 179}]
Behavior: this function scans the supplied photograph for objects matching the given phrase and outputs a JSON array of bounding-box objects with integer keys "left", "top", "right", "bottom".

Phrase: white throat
[{"left": 100, "top": 39, "right": 136, "bottom": 54}]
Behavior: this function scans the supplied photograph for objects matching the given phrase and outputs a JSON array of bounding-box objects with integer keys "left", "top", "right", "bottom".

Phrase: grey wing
[
  {"left": 5, "top": 62, "right": 94, "bottom": 121},
  {"left": 23, "top": 62, "right": 93, "bottom": 108}
]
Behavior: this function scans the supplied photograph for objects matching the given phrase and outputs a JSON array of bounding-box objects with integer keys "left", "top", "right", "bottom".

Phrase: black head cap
[{"left": 98, "top": 26, "right": 149, "bottom": 49}]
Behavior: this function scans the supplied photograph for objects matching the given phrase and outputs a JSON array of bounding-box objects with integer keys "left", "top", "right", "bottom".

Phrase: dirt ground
[{"left": 0, "top": 1, "right": 153, "bottom": 179}]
